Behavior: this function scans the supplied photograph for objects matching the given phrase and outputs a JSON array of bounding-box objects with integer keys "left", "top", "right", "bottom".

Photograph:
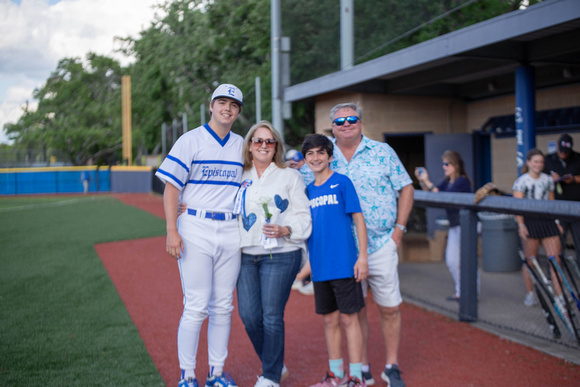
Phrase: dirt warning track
[{"left": 96, "top": 194, "right": 580, "bottom": 386}]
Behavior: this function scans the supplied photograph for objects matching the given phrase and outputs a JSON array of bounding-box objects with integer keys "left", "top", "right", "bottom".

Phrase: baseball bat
[
  {"left": 549, "top": 256, "right": 580, "bottom": 313},
  {"left": 529, "top": 255, "right": 575, "bottom": 336},
  {"left": 560, "top": 254, "right": 580, "bottom": 296},
  {"left": 563, "top": 255, "right": 580, "bottom": 286},
  {"left": 557, "top": 231, "right": 580, "bottom": 282},
  {"left": 565, "top": 255, "right": 580, "bottom": 280},
  {"left": 534, "top": 285, "right": 562, "bottom": 339},
  {"left": 547, "top": 256, "right": 580, "bottom": 344},
  {"left": 519, "top": 251, "right": 562, "bottom": 339}
]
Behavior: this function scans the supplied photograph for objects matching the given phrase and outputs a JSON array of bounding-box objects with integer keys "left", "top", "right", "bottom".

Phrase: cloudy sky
[{"left": 0, "top": 0, "right": 164, "bottom": 143}]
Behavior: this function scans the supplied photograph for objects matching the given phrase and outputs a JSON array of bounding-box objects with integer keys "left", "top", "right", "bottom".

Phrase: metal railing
[{"left": 407, "top": 190, "right": 580, "bottom": 359}]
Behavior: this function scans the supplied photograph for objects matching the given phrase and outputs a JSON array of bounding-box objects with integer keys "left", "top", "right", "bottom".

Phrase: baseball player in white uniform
[{"left": 156, "top": 84, "right": 244, "bottom": 387}]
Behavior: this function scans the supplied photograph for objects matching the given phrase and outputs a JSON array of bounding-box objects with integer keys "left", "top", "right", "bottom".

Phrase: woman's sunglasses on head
[
  {"left": 251, "top": 137, "right": 277, "bottom": 147},
  {"left": 333, "top": 116, "right": 359, "bottom": 126}
]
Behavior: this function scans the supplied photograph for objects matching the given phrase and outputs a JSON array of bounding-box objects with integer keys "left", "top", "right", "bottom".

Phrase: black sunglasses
[
  {"left": 251, "top": 137, "right": 277, "bottom": 147},
  {"left": 333, "top": 116, "right": 359, "bottom": 126}
]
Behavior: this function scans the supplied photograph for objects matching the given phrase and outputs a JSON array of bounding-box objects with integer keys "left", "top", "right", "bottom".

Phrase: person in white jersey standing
[{"left": 156, "top": 84, "right": 245, "bottom": 387}]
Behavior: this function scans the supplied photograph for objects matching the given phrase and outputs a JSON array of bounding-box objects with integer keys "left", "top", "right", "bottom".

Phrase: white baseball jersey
[{"left": 156, "top": 124, "right": 244, "bottom": 212}]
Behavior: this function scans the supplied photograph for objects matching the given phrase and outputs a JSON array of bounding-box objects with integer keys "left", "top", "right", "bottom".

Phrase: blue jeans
[{"left": 236, "top": 249, "right": 302, "bottom": 382}]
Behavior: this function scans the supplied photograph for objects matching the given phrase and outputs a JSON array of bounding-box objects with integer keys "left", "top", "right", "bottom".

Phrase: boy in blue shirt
[{"left": 302, "top": 134, "right": 369, "bottom": 387}]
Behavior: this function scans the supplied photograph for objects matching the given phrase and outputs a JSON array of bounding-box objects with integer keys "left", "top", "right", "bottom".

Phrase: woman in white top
[
  {"left": 513, "top": 148, "right": 562, "bottom": 307},
  {"left": 236, "top": 121, "right": 312, "bottom": 387}
]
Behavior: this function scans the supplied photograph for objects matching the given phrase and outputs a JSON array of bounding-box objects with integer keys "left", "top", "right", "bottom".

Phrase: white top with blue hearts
[{"left": 238, "top": 162, "right": 312, "bottom": 255}]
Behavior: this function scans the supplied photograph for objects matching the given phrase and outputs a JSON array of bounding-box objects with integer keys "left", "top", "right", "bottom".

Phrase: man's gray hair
[{"left": 329, "top": 103, "right": 363, "bottom": 122}]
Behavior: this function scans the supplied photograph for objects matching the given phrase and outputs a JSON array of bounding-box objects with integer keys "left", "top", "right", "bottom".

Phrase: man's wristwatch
[{"left": 395, "top": 223, "right": 407, "bottom": 233}]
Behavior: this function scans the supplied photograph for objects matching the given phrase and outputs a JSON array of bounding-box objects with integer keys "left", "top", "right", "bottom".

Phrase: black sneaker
[
  {"left": 361, "top": 365, "right": 375, "bottom": 386},
  {"left": 380, "top": 365, "right": 405, "bottom": 387}
]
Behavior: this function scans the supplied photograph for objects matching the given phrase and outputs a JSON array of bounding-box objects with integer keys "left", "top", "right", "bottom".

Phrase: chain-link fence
[
  {"left": 403, "top": 191, "right": 580, "bottom": 363},
  {"left": 161, "top": 116, "right": 189, "bottom": 158},
  {"left": 0, "top": 148, "right": 72, "bottom": 168}
]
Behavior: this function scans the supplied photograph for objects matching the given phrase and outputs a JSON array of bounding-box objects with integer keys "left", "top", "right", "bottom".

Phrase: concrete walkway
[{"left": 399, "top": 260, "right": 580, "bottom": 365}]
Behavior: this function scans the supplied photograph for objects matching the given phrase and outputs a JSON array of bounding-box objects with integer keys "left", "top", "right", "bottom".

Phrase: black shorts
[
  {"left": 524, "top": 217, "right": 559, "bottom": 239},
  {"left": 313, "top": 277, "right": 365, "bottom": 315}
]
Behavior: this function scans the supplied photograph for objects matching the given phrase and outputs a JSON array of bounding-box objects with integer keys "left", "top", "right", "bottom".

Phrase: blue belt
[{"left": 187, "top": 208, "right": 236, "bottom": 221}]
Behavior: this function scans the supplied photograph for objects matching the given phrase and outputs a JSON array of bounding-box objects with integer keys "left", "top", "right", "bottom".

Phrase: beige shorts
[{"left": 362, "top": 238, "right": 402, "bottom": 307}]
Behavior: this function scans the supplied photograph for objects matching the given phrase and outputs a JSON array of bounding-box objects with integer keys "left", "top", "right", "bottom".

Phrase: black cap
[{"left": 558, "top": 134, "right": 573, "bottom": 154}]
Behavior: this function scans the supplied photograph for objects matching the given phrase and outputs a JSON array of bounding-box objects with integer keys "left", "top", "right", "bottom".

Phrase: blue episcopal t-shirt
[{"left": 307, "top": 172, "right": 362, "bottom": 282}]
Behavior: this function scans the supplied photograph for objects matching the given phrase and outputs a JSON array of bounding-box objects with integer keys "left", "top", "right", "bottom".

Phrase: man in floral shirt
[{"left": 329, "top": 103, "right": 414, "bottom": 387}]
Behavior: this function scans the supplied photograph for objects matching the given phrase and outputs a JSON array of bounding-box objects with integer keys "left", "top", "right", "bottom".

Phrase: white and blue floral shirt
[
  {"left": 331, "top": 135, "right": 413, "bottom": 254},
  {"left": 299, "top": 163, "right": 315, "bottom": 186}
]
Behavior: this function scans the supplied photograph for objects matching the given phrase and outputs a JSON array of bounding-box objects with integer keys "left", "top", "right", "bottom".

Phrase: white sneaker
[
  {"left": 281, "top": 364, "right": 289, "bottom": 382},
  {"left": 291, "top": 280, "right": 303, "bottom": 290},
  {"left": 298, "top": 281, "right": 314, "bottom": 295},
  {"left": 523, "top": 291, "right": 537, "bottom": 307},
  {"left": 254, "top": 376, "right": 280, "bottom": 387}
]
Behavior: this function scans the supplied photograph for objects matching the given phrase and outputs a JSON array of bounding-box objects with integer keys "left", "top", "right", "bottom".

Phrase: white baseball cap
[{"left": 211, "top": 84, "right": 244, "bottom": 106}]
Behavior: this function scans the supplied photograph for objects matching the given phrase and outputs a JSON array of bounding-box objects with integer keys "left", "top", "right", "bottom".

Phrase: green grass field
[{"left": 0, "top": 195, "right": 166, "bottom": 386}]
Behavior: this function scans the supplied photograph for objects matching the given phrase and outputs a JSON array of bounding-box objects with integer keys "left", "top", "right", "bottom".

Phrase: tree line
[{"left": 3, "top": 0, "right": 537, "bottom": 166}]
